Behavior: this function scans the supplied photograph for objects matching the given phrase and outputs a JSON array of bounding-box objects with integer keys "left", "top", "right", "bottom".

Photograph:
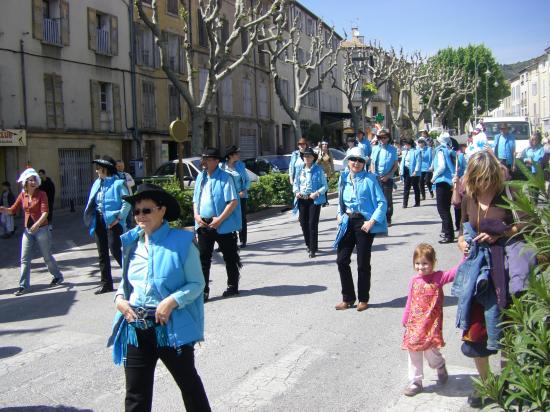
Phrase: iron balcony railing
[
  {"left": 96, "top": 29, "right": 110, "bottom": 55},
  {"left": 43, "top": 18, "right": 61, "bottom": 45}
]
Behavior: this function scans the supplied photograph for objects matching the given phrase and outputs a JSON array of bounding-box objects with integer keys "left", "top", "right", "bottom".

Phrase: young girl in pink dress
[{"left": 401, "top": 243, "right": 459, "bottom": 396}]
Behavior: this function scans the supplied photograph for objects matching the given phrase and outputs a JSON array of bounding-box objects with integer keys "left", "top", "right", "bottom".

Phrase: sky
[{"left": 298, "top": 0, "right": 550, "bottom": 64}]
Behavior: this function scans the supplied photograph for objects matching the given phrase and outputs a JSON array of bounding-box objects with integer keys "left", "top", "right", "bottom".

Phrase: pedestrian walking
[
  {"left": 293, "top": 147, "right": 327, "bottom": 258},
  {"left": 193, "top": 148, "right": 242, "bottom": 301},
  {"left": 0, "top": 181, "right": 15, "bottom": 238},
  {"left": 432, "top": 133, "right": 456, "bottom": 244},
  {"left": 493, "top": 123, "right": 516, "bottom": 174},
  {"left": 221, "top": 145, "right": 251, "bottom": 248},
  {"left": 109, "top": 183, "right": 211, "bottom": 412},
  {"left": 84, "top": 156, "right": 131, "bottom": 294},
  {"left": 317, "top": 141, "right": 335, "bottom": 179},
  {"left": 38, "top": 169, "right": 55, "bottom": 229},
  {"left": 333, "top": 147, "right": 387, "bottom": 312},
  {"left": 355, "top": 130, "right": 372, "bottom": 160},
  {"left": 521, "top": 132, "right": 545, "bottom": 174},
  {"left": 370, "top": 129, "right": 398, "bottom": 226},
  {"left": 116, "top": 160, "right": 136, "bottom": 193},
  {"left": 401, "top": 243, "right": 459, "bottom": 396},
  {"left": 289, "top": 138, "right": 308, "bottom": 185},
  {"left": 417, "top": 137, "right": 434, "bottom": 199},
  {"left": 0, "top": 168, "right": 64, "bottom": 296},
  {"left": 400, "top": 138, "right": 421, "bottom": 208}
]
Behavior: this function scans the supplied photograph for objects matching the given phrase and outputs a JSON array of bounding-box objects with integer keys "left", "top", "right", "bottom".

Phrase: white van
[{"left": 482, "top": 117, "right": 532, "bottom": 158}]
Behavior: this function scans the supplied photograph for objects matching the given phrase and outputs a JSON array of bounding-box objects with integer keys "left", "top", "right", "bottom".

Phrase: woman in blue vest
[
  {"left": 221, "top": 145, "right": 251, "bottom": 248},
  {"left": 369, "top": 129, "right": 398, "bottom": 225},
  {"left": 109, "top": 183, "right": 210, "bottom": 411},
  {"left": 334, "top": 147, "right": 387, "bottom": 312},
  {"left": 84, "top": 156, "right": 131, "bottom": 294},
  {"left": 400, "top": 138, "right": 422, "bottom": 208},
  {"left": 417, "top": 137, "right": 434, "bottom": 199},
  {"left": 432, "top": 134, "right": 456, "bottom": 244},
  {"left": 293, "top": 147, "right": 327, "bottom": 258}
]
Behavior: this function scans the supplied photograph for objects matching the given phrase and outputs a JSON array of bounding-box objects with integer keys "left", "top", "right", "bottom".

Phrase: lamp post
[{"left": 473, "top": 57, "right": 499, "bottom": 121}]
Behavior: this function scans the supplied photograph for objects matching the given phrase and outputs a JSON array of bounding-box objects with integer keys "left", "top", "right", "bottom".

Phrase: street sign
[
  {"left": 0, "top": 129, "right": 26, "bottom": 146},
  {"left": 169, "top": 119, "right": 189, "bottom": 143}
]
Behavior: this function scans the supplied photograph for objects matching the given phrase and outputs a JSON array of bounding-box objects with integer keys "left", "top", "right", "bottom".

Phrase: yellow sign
[
  {"left": 169, "top": 119, "right": 189, "bottom": 143},
  {"left": 0, "top": 129, "right": 26, "bottom": 146}
]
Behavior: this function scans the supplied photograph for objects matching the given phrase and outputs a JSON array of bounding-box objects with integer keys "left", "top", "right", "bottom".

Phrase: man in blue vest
[
  {"left": 370, "top": 129, "right": 398, "bottom": 225},
  {"left": 493, "top": 123, "right": 516, "bottom": 173},
  {"left": 193, "top": 147, "right": 242, "bottom": 301}
]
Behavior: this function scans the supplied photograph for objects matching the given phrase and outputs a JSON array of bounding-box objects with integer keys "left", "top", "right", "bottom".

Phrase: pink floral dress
[{"left": 402, "top": 267, "right": 458, "bottom": 351}]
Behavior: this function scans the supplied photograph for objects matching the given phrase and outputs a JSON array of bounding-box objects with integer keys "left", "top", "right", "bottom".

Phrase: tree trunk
[
  {"left": 191, "top": 109, "right": 206, "bottom": 156},
  {"left": 291, "top": 117, "right": 301, "bottom": 142}
]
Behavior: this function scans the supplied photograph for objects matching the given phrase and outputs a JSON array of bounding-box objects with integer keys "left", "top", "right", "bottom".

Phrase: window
[
  {"left": 258, "top": 44, "right": 266, "bottom": 67},
  {"left": 136, "top": 25, "right": 159, "bottom": 68},
  {"left": 280, "top": 78, "right": 290, "bottom": 103},
  {"left": 305, "top": 17, "right": 315, "bottom": 36},
  {"left": 242, "top": 78, "right": 252, "bottom": 116},
  {"left": 199, "top": 68, "right": 208, "bottom": 100},
  {"left": 220, "top": 19, "right": 229, "bottom": 45},
  {"left": 165, "top": 32, "right": 184, "bottom": 73},
  {"left": 297, "top": 48, "right": 305, "bottom": 65},
  {"left": 198, "top": 9, "right": 207, "bottom": 47},
  {"left": 307, "top": 90, "right": 317, "bottom": 108},
  {"left": 90, "top": 80, "right": 121, "bottom": 132},
  {"left": 241, "top": 29, "right": 249, "bottom": 54},
  {"left": 44, "top": 73, "right": 64, "bottom": 129},
  {"left": 168, "top": 85, "right": 180, "bottom": 121},
  {"left": 222, "top": 77, "right": 233, "bottom": 114},
  {"left": 167, "top": 0, "right": 178, "bottom": 15},
  {"left": 532, "top": 82, "right": 537, "bottom": 96},
  {"left": 34, "top": 0, "right": 69, "bottom": 46},
  {"left": 258, "top": 83, "right": 268, "bottom": 118},
  {"left": 87, "top": 7, "right": 118, "bottom": 55},
  {"left": 142, "top": 80, "right": 156, "bottom": 128}
]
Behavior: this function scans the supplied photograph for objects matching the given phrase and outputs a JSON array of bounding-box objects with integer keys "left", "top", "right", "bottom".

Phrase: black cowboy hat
[
  {"left": 122, "top": 183, "right": 181, "bottom": 222},
  {"left": 300, "top": 147, "right": 318, "bottom": 161},
  {"left": 202, "top": 147, "right": 223, "bottom": 160},
  {"left": 92, "top": 155, "right": 117, "bottom": 174},
  {"left": 346, "top": 135, "right": 357, "bottom": 143},
  {"left": 224, "top": 145, "right": 240, "bottom": 159}
]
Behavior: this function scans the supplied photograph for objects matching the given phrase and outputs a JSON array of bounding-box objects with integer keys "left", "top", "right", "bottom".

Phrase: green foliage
[
  {"left": 328, "top": 172, "right": 340, "bottom": 193},
  {"left": 155, "top": 178, "right": 195, "bottom": 228},
  {"left": 362, "top": 82, "right": 378, "bottom": 96},
  {"left": 248, "top": 173, "right": 293, "bottom": 212},
  {"left": 474, "top": 163, "right": 550, "bottom": 411},
  {"left": 307, "top": 123, "right": 324, "bottom": 141}
]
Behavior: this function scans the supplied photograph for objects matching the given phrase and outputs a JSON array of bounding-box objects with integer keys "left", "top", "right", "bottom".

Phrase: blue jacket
[
  {"left": 84, "top": 176, "right": 131, "bottom": 235},
  {"left": 356, "top": 138, "right": 372, "bottom": 158},
  {"left": 522, "top": 145, "right": 545, "bottom": 173},
  {"left": 451, "top": 222, "right": 501, "bottom": 350},
  {"left": 220, "top": 160, "right": 250, "bottom": 198},
  {"left": 371, "top": 144, "right": 398, "bottom": 178},
  {"left": 336, "top": 170, "right": 388, "bottom": 234},
  {"left": 456, "top": 152, "right": 466, "bottom": 177},
  {"left": 108, "top": 222, "right": 205, "bottom": 363},
  {"left": 493, "top": 133, "right": 516, "bottom": 166},
  {"left": 399, "top": 148, "right": 421, "bottom": 176},
  {"left": 193, "top": 168, "right": 241, "bottom": 234},
  {"left": 289, "top": 150, "right": 304, "bottom": 182},
  {"left": 292, "top": 163, "right": 328, "bottom": 206},
  {"left": 420, "top": 146, "right": 433, "bottom": 172},
  {"left": 432, "top": 146, "right": 455, "bottom": 186}
]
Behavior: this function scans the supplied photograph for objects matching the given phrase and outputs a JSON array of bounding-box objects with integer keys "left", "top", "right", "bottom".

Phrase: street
[{"left": 0, "top": 189, "right": 493, "bottom": 412}]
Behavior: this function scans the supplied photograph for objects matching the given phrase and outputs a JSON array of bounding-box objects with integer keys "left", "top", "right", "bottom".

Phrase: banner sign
[{"left": 0, "top": 129, "right": 26, "bottom": 146}]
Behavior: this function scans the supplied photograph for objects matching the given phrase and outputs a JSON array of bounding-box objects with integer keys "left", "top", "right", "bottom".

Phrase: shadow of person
[
  {"left": 368, "top": 295, "right": 458, "bottom": 309},
  {"left": 0, "top": 346, "right": 22, "bottom": 359},
  {"left": 206, "top": 284, "right": 327, "bottom": 302},
  {"left": 421, "top": 373, "right": 476, "bottom": 398},
  {"left": 0, "top": 407, "right": 94, "bottom": 412}
]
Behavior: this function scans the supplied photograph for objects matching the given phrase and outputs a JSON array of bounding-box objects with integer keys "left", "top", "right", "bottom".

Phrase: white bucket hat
[
  {"left": 343, "top": 147, "right": 369, "bottom": 163},
  {"left": 437, "top": 132, "right": 452, "bottom": 148},
  {"left": 17, "top": 168, "right": 41, "bottom": 186}
]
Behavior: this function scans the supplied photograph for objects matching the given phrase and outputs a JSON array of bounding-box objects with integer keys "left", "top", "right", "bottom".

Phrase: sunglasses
[
  {"left": 348, "top": 157, "right": 365, "bottom": 163},
  {"left": 133, "top": 206, "right": 161, "bottom": 216}
]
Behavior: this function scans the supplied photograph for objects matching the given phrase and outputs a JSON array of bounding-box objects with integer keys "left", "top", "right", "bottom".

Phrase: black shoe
[
  {"left": 413, "top": 204, "right": 420, "bottom": 207},
  {"left": 222, "top": 287, "right": 239, "bottom": 297},
  {"left": 94, "top": 286, "right": 114, "bottom": 295},
  {"left": 438, "top": 238, "right": 454, "bottom": 244},
  {"left": 240, "top": 243, "right": 247, "bottom": 249},
  {"left": 422, "top": 196, "right": 426, "bottom": 201},
  {"left": 204, "top": 292, "right": 209, "bottom": 303},
  {"left": 49, "top": 277, "right": 64, "bottom": 287},
  {"left": 402, "top": 204, "right": 408, "bottom": 208},
  {"left": 430, "top": 192, "right": 434, "bottom": 198},
  {"left": 309, "top": 251, "right": 316, "bottom": 258},
  {"left": 14, "top": 287, "right": 25, "bottom": 296}
]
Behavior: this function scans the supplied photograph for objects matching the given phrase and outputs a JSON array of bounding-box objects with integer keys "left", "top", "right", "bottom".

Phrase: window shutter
[
  {"left": 44, "top": 74, "right": 55, "bottom": 128},
  {"left": 110, "top": 15, "right": 118, "bottom": 56},
  {"left": 60, "top": 0, "right": 70, "bottom": 46},
  {"left": 54, "top": 74, "right": 64, "bottom": 128},
  {"left": 90, "top": 80, "right": 100, "bottom": 130},
  {"left": 87, "top": 8, "right": 97, "bottom": 51},
  {"left": 32, "top": 0, "right": 44, "bottom": 41},
  {"left": 112, "top": 84, "right": 122, "bottom": 132},
  {"left": 135, "top": 24, "right": 143, "bottom": 65},
  {"left": 154, "top": 34, "right": 161, "bottom": 69}
]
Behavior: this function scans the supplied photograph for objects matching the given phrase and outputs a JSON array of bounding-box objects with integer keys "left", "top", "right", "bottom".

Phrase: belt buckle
[{"left": 135, "top": 307, "right": 146, "bottom": 320}]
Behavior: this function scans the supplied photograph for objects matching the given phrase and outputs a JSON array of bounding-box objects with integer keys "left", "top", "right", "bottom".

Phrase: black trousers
[
  {"left": 125, "top": 328, "right": 211, "bottom": 412},
  {"left": 435, "top": 182, "right": 454, "bottom": 240},
  {"left": 454, "top": 204, "right": 462, "bottom": 231},
  {"left": 336, "top": 217, "right": 376, "bottom": 303},
  {"left": 94, "top": 212, "right": 122, "bottom": 288},
  {"left": 197, "top": 227, "right": 240, "bottom": 293},
  {"left": 239, "top": 198, "right": 247, "bottom": 245},
  {"left": 419, "top": 171, "right": 433, "bottom": 199},
  {"left": 402, "top": 168, "right": 420, "bottom": 207},
  {"left": 379, "top": 178, "right": 394, "bottom": 222},
  {"left": 297, "top": 198, "right": 321, "bottom": 252}
]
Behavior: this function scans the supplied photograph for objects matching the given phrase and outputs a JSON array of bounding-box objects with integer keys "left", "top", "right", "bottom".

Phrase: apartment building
[{"left": 0, "top": 0, "right": 133, "bottom": 208}]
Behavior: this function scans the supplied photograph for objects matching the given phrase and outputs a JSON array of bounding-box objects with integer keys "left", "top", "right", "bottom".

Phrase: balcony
[
  {"left": 96, "top": 29, "right": 110, "bottom": 55},
  {"left": 43, "top": 18, "right": 61, "bottom": 45}
]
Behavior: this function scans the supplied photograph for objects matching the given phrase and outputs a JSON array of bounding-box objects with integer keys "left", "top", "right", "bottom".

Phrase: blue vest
[
  {"left": 399, "top": 148, "right": 421, "bottom": 176},
  {"left": 84, "top": 177, "right": 130, "bottom": 235},
  {"left": 420, "top": 146, "right": 432, "bottom": 172},
  {"left": 432, "top": 146, "right": 454, "bottom": 186},
  {"left": 292, "top": 163, "right": 327, "bottom": 205}
]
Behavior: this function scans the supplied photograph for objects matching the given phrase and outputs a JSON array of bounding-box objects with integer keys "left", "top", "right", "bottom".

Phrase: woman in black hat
[
  {"left": 221, "top": 145, "right": 251, "bottom": 248},
  {"left": 109, "top": 183, "right": 210, "bottom": 412},
  {"left": 292, "top": 147, "right": 327, "bottom": 258},
  {"left": 84, "top": 155, "right": 131, "bottom": 294}
]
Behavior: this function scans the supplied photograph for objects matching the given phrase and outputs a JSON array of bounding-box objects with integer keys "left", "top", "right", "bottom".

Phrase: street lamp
[{"left": 473, "top": 57, "right": 499, "bottom": 121}]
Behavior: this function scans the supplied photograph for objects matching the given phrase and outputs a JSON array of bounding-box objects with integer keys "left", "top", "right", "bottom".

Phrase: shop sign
[{"left": 0, "top": 129, "right": 26, "bottom": 146}]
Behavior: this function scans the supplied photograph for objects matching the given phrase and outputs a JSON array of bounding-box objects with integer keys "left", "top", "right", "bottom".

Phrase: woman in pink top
[{"left": 401, "top": 243, "right": 459, "bottom": 396}]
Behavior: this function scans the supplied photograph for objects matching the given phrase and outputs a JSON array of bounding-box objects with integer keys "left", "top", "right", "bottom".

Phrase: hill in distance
[{"left": 501, "top": 58, "right": 538, "bottom": 80}]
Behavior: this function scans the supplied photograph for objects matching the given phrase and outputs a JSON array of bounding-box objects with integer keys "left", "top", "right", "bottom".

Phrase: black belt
[
  {"left": 201, "top": 217, "right": 214, "bottom": 224},
  {"left": 346, "top": 212, "right": 364, "bottom": 219},
  {"left": 131, "top": 306, "right": 157, "bottom": 321}
]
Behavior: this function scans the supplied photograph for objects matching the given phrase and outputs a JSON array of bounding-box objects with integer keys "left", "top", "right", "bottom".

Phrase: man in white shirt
[{"left": 116, "top": 160, "right": 135, "bottom": 193}]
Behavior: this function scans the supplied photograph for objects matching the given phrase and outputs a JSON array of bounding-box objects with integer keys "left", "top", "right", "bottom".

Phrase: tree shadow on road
[
  {"left": 0, "top": 407, "right": 93, "bottom": 412},
  {"left": 369, "top": 295, "right": 458, "bottom": 308},
  {"left": 0, "top": 290, "right": 77, "bottom": 323}
]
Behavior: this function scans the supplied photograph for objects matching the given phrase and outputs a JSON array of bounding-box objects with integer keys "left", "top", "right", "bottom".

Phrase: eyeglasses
[
  {"left": 348, "top": 157, "right": 365, "bottom": 163},
  {"left": 133, "top": 207, "right": 161, "bottom": 216}
]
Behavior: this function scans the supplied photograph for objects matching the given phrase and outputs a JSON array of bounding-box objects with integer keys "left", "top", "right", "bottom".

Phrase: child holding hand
[{"left": 402, "top": 243, "right": 459, "bottom": 396}]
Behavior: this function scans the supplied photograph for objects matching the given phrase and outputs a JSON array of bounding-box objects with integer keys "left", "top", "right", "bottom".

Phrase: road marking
[{"left": 211, "top": 345, "right": 324, "bottom": 411}]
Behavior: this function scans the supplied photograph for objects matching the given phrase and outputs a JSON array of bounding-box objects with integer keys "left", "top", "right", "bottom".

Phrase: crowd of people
[{"left": 2, "top": 121, "right": 547, "bottom": 410}]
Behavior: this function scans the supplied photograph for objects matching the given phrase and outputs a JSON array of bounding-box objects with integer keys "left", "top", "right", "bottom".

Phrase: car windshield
[
  {"left": 262, "top": 155, "right": 291, "bottom": 171},
  {"left": 484, "top": 122, "right": 530, "bottom": 141},
  {"left": 154, "top": 162, "right": 175, "bottom": 175},
  {"left": 329, "top": 148, "right": 345, "bottom": 160}
]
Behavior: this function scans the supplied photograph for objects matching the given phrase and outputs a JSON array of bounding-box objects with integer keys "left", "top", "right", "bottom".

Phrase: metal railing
[
  {"left": 43, "top": 18, "right": 61, "bottom": 45},
  {"left": 96, "top": 29, "right": 110, "bottom": 55}
]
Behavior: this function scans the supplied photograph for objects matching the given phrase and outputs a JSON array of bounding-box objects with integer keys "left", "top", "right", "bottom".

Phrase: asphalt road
[{"left": 0, "top": 187, "right": 499, "bottom": 411}]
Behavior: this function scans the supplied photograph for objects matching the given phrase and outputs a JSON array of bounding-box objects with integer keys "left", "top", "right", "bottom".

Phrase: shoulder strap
[{"left": 504, "top": 186, "right": 520, "bottom": 222}]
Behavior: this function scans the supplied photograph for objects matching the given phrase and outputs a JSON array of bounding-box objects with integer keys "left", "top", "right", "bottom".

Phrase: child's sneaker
[
  {"left": 403, "top": 381, "right": 423, "bottom": 396},
  {"left": 437, "top": 365, "right": 448, "bottom": 384}
]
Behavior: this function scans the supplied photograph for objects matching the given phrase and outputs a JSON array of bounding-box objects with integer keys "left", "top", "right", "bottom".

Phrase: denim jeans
[{"left": 20, "top": 226, "right": 63, "bottom": 288}]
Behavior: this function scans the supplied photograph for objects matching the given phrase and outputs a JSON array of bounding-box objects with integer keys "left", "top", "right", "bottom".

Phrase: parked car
[
  {"left": 328, "top": 148, "right": 345, "bottom": 172},
  {"left": 136, "top": 157, "right": 259, "bottom": 187},
  {"left": 244, "top": 155, "right": 292, "bottom": 175}
]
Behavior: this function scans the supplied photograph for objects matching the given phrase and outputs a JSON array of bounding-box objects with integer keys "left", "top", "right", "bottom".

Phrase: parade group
[{"left": 1, "top": 121, "right": 546, "bottom": 411}]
